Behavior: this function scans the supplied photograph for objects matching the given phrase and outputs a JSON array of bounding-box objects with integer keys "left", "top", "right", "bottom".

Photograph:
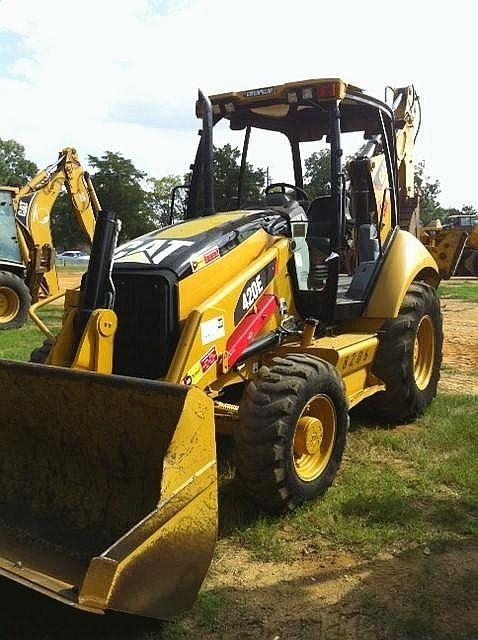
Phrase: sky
[{"left": 0, "top": 0, "right": 475, "bottom": 209}]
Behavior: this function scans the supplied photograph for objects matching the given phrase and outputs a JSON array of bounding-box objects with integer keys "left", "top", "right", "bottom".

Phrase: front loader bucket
[{"left": 0, "top": 360, "right": 217, "bottom": 619}]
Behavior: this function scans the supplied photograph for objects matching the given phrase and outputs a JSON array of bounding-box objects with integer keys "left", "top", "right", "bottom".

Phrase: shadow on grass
[
  {"left": 0, "top": 468, "right": 476, "bottom": 639},
  {"left": 216, "top": 434, "right": 280, "bottom": 538},
  {"left": 348, "top": 405, "right": 405, "bottom": 431},
  {"left": 337, "top": 492, "right": 477, "bottom": 538}
]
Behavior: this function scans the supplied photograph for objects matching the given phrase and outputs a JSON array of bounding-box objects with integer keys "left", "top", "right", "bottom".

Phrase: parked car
[{"left": 56, "top": 250, "right": 90, "bottom": 266}]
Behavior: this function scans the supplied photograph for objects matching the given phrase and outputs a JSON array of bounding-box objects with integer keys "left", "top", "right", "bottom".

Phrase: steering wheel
[{"left": 265, "top": 182, "right": 310, "bottom": 202}]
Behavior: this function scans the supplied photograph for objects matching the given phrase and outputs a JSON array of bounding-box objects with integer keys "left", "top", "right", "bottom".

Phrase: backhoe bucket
[{"left": 0, "top": 360, "right": 217, "bottom": 619}]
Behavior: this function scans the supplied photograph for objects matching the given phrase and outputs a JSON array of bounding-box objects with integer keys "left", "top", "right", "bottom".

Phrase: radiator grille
[{"left": 112, "top": 270, "right": 178, "bottom": 380}]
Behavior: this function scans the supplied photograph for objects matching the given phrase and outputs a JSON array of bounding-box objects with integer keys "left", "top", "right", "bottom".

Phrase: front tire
[
  {"left": 362, "top": 282, "right": 442, "bottom": 422},
  {"left": 0, "top": 271, "right": 31, "bottom": 330},
  {"left": 234, "top": 354, "right": 349, "bottom": 511}
]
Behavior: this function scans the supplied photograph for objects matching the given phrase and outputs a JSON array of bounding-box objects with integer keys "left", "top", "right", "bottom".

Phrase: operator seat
[
  {"left": 306, "top": 196, "right": 334, "bottom": 289},
  {"left": 306, "top": 196, "right": 334, "bottom": 253}
]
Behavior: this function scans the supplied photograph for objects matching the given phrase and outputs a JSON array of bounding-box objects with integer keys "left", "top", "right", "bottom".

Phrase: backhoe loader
[
  {"left": 0, "top": 148, "right": 98, "bottom": 329},
  {"left": 0, "top": 79, "right": 460, "bottom": 620}
]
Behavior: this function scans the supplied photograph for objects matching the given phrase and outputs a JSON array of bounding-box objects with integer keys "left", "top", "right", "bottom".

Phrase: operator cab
[
  {"left": 0, "top": 190, "right": 23, "bottom": 270},
  {"left": 188, "top": 78, "right": 399, "bottom": 324}
]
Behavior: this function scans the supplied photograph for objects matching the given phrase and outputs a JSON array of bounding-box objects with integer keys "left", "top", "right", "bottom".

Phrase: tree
[
  {"left": 50, "top": 192, "right": 89, "bottom": 250},
  {"left": 213, "top": 144, "right": 265, "bottom": 211},
  {"left": 304, "top": 150, "right": 331, "bottom": 199},
  {"left": 460, "top": 204, "right": 477, "bottom": 216},
  {"left": 88, "top": 152, "right": 155, "bottom": 242},
  {"left": 414, "top": 161, "right": 444, "bottom": 225},
  {"left": 147, "top": 175, "right": 188, "bottom": 227},
  {"left": 0, "top": 138, "right": 38, "bottom": 187}
]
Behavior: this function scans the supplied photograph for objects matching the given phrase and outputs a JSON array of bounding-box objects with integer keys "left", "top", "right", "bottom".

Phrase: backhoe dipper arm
[
  {"left": 391, "top": 86, "right": 419, "bottom": 200},
  {"left": 349, "top": 86, "right": 420, "bottom": 240},
  {"left": 12, "top": 147, "right": 100, "bottom": 300},
  {"left": 14, "top": 147, "right": 99, "bottom": 245}
]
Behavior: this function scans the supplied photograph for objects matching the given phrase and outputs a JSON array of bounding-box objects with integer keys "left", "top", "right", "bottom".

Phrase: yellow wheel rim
[
  {"left": 413, "top": 315, "right": 435, "bottom": 390},
  {"left": 0, "top": 286, "right": 20, "bottom": 324},
  {"left": 293, "top": 394, "right": 336, "bottom": 482}
]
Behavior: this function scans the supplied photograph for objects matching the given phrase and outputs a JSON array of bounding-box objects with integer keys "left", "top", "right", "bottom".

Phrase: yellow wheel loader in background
[
  {"left": 0, "top": 79, "right": 460, "bottom": 620},
  {"left": 0, "top": 148, "right": 98, "bottom": 329},
  {"left": 447, "top": 212, "right": 478, "bottom": 276},
  {"left": 419, "top": 213, "right": 478, "bottom": 277}
]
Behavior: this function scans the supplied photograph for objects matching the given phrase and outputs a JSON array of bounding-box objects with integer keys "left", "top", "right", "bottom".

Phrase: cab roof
[{"left": 203, "top": 78, "right": 389, "bottom": 142}]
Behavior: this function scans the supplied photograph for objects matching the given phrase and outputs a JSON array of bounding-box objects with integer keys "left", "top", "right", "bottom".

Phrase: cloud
[
  {"left": 147, "top": 0, "right": 195, "bottom": 15},
  {"left": 0, "top": 30, "right": 29, "bottom": 76},
  {"left": 109, "top": 101, "right": 196, "bottom": 131},
  {"left": 0, "top": 0, "right": 476, "bottom": 207}
]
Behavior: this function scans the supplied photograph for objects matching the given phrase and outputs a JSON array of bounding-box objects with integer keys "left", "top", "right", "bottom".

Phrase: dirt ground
[
  {"left": 51, "top": 272, "right": 477, "bottom": 639},
  {"left": 195, "top": 295, "right": 478, "bottom": 640},
  {"left": 440, "top": 297, "right": 478, "bottom": 394}
]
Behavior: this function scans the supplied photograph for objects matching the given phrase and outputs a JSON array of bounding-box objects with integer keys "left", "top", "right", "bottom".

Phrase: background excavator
[
  {"left": 0, "top": 148, "right": 98, "bottom": 329},
  {"left": 0, "top": 79, "right": 463, "bottom": 620}
]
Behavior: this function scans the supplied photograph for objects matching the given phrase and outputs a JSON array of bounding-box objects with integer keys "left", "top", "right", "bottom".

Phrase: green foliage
[
  {"left": 88, "top": 151, "right": 156, "bottom": 242},
  {"left": 415, "top": 161, "right": 444, "bottom": 225},
  {"left": 0, "top": 138, "right": 38, "bottom": 187},
  {"left": 50, "top": 191, "right": 89, "bottom": 250},
  {"left": 213, "top": 144, "right": 265, "bottom": 212},
  {"left": 147, "top": 174, "right": 187, "bottom": 226},
  {"left": 460, "top": 203, "right": 478, "bottom": 215},
  {"left": 304, "top": 149, "right": 331, "bottom": 198}
]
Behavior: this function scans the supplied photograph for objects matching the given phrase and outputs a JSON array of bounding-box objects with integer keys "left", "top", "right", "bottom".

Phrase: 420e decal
[{"left": 234, "top": 260, "right": 276, "bottom": 325}]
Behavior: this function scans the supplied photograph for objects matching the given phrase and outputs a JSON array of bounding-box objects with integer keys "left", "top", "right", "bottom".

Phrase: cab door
[{"left": 0, "top": 190, "right": 22, "bottom": 266}]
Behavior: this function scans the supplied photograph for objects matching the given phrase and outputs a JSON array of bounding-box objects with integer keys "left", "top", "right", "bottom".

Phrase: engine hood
[{"left": 113, "top": 209, "right": 289, "bottom": 280}]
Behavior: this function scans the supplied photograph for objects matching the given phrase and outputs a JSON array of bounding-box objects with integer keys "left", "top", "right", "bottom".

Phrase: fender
[{"left": 364, "top": 229, "right": 439, "bottom": 319}]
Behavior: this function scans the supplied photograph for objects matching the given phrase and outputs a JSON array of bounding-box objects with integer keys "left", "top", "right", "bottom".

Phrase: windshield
[
  {"left": 0, "top": 192, "right": 22, "bottom": 263},
  {"left": 189, "top": 88, "right": 393, "bottom": 222}
]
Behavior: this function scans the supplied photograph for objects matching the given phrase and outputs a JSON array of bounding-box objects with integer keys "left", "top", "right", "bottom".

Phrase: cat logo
[{"left": 115, "top": 238, "right": 194, "bottom": 265}]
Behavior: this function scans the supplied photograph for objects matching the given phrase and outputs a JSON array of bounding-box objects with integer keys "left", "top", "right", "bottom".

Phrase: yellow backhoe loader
[
  {"left": 0, "top": 79, "right": 462, "bottom": 620},
  {"left": 0, "top": 148, "right": 98, "bottom": 329}
]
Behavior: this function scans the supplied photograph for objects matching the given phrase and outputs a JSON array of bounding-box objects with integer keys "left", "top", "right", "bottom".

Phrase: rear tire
[
  {"left": 234, "top": 354, "right": 349, "bottom": 511},
  {"left": 361, "top": 282, "right": 442, "bottom": 422},
  {"left": 0, "top": 271, "right": 31, "bottom": 330}
]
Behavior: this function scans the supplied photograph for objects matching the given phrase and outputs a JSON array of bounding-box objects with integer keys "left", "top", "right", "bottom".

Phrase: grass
[
  {"left": 439, "top": 279, "right": 478, "bottom": 302},
  {"left": 0, "top": 282, "right": 476, "bottom": 638},
  {"left": 220, "top": 394, "right": 478, "bottom": 561},
  {"left": 0, "top": 307, "right": 63, "bottom": 360}
]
